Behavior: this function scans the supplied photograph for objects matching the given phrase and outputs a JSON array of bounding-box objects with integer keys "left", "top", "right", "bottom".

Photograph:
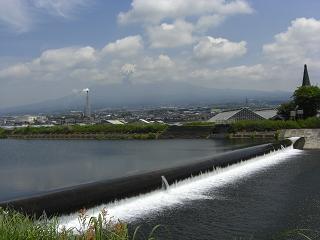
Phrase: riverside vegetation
[
  {"left": 0, "top": 208, "right": 317, "bottom": 240},
  {"left": 229, "top": 117, "right": 320, "bottom": 132},
  {"left": 0, "top": 117, "right": 319, "bottom": 140},
  {"left": 0, "top": 208, "right": 164, "bottom": 240},
  {"left": 0, "top": 124, "right": 168, "bottom": 140}
]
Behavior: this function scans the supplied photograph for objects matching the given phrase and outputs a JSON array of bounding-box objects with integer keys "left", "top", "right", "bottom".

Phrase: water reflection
[{"left": 0, "top": 139, "right": 267, "bottom": 201}]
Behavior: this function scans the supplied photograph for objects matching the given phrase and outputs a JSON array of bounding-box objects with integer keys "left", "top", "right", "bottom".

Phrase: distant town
[
  {"left": 0, "top": 103, "right": 283, "bottom": 128},
  {"left": 1, "top": 64, "right": 319, "bottom": 129}
]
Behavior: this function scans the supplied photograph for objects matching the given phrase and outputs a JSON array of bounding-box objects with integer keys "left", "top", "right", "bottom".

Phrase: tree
[
  {"left": 293, "top": 86, "right": 320, "bottom": 118},
  {"left": 277, "top": 101, "right": 296, "bottom": 119}
]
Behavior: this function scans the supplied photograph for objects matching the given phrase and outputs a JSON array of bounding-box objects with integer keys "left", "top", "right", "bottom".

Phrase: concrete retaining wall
[{"left": 280, "top": 129, "right": 320, "bottom": 149}]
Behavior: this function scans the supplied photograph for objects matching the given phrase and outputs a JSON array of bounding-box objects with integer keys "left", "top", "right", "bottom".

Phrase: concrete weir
[
  {"left": 280, "top": 129, "right": 320, "bottom": 149},
  {"left": 0, "top": 138, "right": 301, "bottom": 217}
]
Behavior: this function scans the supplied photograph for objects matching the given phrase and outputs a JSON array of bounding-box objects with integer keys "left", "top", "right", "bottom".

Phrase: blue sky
[{"left": 0, "top": 0, "right": 320, "bottom": 107}]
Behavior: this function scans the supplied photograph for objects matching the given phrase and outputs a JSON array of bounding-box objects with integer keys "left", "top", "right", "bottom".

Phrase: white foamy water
[{"left": 59, "top": 144, "right": 302, "bottom": 230}]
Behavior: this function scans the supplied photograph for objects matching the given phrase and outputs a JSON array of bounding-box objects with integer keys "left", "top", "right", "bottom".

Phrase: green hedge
[
  {"left": 0, "top": 128, "right": 6, "bottom": 138},
  {"left": 182, "top": 122, "right": 215, "bottom": 127},
  {"left": 8, "top": 124, "right": 168, "bottom": 135},
  {"left": 229, "top": 117, "right": 320, "bottom": 132}
]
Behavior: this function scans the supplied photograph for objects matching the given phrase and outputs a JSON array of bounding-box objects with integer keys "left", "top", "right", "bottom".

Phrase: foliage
[
  {"left": 229, "top": 117, "right": 320, "bottom": 132},
  {"left": 0, "top": 208, "right": 162, "bottom": 240},
  {"left": 9, "top": 124, "right": 168, "bottom": 136},
  {"left": 277, "top": 101, "right": 296, "bottom": 120},
  {"left": 182, "top": 122, "right": 215, "bottom": 127},
  {"left": 0, "top": 128, "right": 7, "bottom": 139},
  {"left": 293, "top": 86, "right": 320, "bottom": 118}
]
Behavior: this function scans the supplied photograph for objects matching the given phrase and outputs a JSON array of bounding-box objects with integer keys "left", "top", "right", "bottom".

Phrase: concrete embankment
[
  {"left": 280, "top": 129, "right": 320, "bottom": 149},
  {"left": 228, "top": 131, "right": 277, "bottom": 139}
]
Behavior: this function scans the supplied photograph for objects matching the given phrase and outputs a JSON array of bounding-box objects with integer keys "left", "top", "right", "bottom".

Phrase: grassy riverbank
[
  {"left": 1, "top": 124, "right": 168, "bottom": 140},
  {"left": 1, "top": 118, "right": 319, "bottom": 140},
  {"left": 11, "top": 124, "right": 168, "bottom": 135},
  {"left": 1, "top": 124, "right": 216, "bottom": 140},
  {"left": 0, "top": 207, "right": 317, "bottom": 240},
  {"left": 0, "top": 208, "right": 161, "bottom": 240}
]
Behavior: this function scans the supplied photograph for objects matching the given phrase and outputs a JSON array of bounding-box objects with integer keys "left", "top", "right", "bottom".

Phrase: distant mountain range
[{"left": 0, "top": 82, "right": 291, "bottom": 115}]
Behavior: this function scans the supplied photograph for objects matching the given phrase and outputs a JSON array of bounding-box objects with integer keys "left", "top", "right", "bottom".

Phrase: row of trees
[{"left": 278, "top": 85, "right": 320, "bottom": 119}]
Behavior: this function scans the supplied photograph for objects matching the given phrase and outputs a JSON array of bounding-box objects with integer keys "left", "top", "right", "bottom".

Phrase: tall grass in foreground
[
  {"left": 1, "top": 207, "right": 318, "bottom": 240},
  {"left": 0, "top": 208, "right": 162, "bottom": 240}
]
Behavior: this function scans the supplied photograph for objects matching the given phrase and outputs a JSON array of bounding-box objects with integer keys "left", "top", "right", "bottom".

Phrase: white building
[{"left": 208, "top": 108, "right": 280, "bottom": 123}]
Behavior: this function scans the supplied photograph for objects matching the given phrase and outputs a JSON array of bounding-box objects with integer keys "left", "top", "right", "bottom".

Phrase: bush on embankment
[
  {"left": 159, "top": 125, "right": 214, "bottom": 139},
  {"left": 182, "top": 122, "right": 215, "bottom": 127},
  {"left": 229, "top": 117, "right": 320, "bottom": 132},
  {"left": 6, "top": 124, "right": 168, "bottom": 136},
  {"left": 0, "top": 128, "right": 6, "bottom": 138}
]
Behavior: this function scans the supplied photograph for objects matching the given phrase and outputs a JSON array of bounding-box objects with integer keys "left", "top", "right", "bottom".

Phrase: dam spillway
[
  {"left": 60, "top": 139, "right": 303, "bottom": 231},
  {"left": 0, "top": 138, "right": 299, "bottom": 217}
]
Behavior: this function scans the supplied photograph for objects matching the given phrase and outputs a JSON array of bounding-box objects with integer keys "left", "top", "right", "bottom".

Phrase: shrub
[
  {"left": 229, "top": 117, "right": 320, "bottom": 133},
  {"left": 0, "top": 208, "right": 162, "bottom": 240},
  {"left": 9, "top": 124, "right": 168, "bottom": 136},
  {"left": 182, "top": 122, "right": 215, "bottom": 127}
]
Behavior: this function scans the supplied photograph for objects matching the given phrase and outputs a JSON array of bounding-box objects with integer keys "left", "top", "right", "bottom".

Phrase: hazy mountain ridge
[{"left": 0, "top": 82, "right": 291, "bottom": 115}]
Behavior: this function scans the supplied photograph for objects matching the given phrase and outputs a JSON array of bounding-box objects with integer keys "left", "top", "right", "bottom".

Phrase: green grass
[
  {"left": 1, "top": 208, "right": 319, "bottom": 239},
  {"left": 229, "top": 117, "right": 320, "bottom": 133},
  {"left": 0, "top": 208, "right": 162, "bottom": 240}
]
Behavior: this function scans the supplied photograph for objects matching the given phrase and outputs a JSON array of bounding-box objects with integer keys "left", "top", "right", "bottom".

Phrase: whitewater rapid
[{"left": 59, "top": 144, "right": 302, "bottom": 230}]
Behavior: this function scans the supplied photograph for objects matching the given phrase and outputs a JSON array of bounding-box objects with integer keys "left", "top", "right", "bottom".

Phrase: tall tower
[
  {"left": 83, "top": 88, "right": 91, "bottom": 118},
  {"left": 302, "top": 64, "right": 311, "bottom": 86}
]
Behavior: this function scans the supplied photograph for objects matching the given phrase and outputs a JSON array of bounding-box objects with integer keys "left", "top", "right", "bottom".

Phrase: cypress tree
[{"left": 302, "top": 64, "right": 311, "bottom": 86}]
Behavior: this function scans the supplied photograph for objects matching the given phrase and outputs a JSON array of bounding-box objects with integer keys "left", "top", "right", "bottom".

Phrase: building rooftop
[
  {"left": 255, "top": 109, "right": 278, "bottom": 119},
  {"left": 208, "top": 109, "right": 242, "bottom": 122}
]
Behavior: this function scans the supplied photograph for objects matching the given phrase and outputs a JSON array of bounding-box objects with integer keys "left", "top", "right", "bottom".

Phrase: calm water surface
[{"left": 0, "top": 139, "right": 265, "bottom": 201}]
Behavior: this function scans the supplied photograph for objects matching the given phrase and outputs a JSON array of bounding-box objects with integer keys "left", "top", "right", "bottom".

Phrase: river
[
  {"left": 0, "top": 139, "right": 265, "bottom": 201},
  {"left": 127, "top": 149, "right": 320, "bottom": 239},
  {"left": 2, "top": 139, "right": 318, "bottom": 239}
]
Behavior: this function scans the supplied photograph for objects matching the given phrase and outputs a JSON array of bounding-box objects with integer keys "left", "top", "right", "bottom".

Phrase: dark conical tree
[{"left": 302, "top": 64, "right": 311, "bottom": 86}]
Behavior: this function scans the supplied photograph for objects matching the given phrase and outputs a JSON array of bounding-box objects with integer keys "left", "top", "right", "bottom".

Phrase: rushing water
[
  {"left": 60, "top": 147, "right": 320, "bottom": 240},
  {"left": 3, "top": 138, "right": 319, "bottom": 239},
  {"left": 0, "top": 139, "right": 265, "bottom": 201},
  {"left": 128, "top": 149, "right": 320, "bottom": 240}
]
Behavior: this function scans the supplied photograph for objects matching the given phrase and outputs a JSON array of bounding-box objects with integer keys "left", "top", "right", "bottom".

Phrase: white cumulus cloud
[
  {"left": 102, "top": 35, "right": 144, "bottom": 57},
  {"left": 147, "top": 20, "right": 195, "bottom": 48},
  {"left": 193, "top": 37, "right": 247, "bottom": 61},
  {"left": 118, "top": 0, "right": 253, "bottom": 25},
  {"left": 196, "top": 14, "right": 225, "bottom": 32},
  {"left": 32, "top": 46, "right": 97, "bottom": 72},
  {"left": 0, "top": 63, "right": 30, "bottom": 79},
  {"left": 263, "top": 18, "right": 320, "bottom": 64}
]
